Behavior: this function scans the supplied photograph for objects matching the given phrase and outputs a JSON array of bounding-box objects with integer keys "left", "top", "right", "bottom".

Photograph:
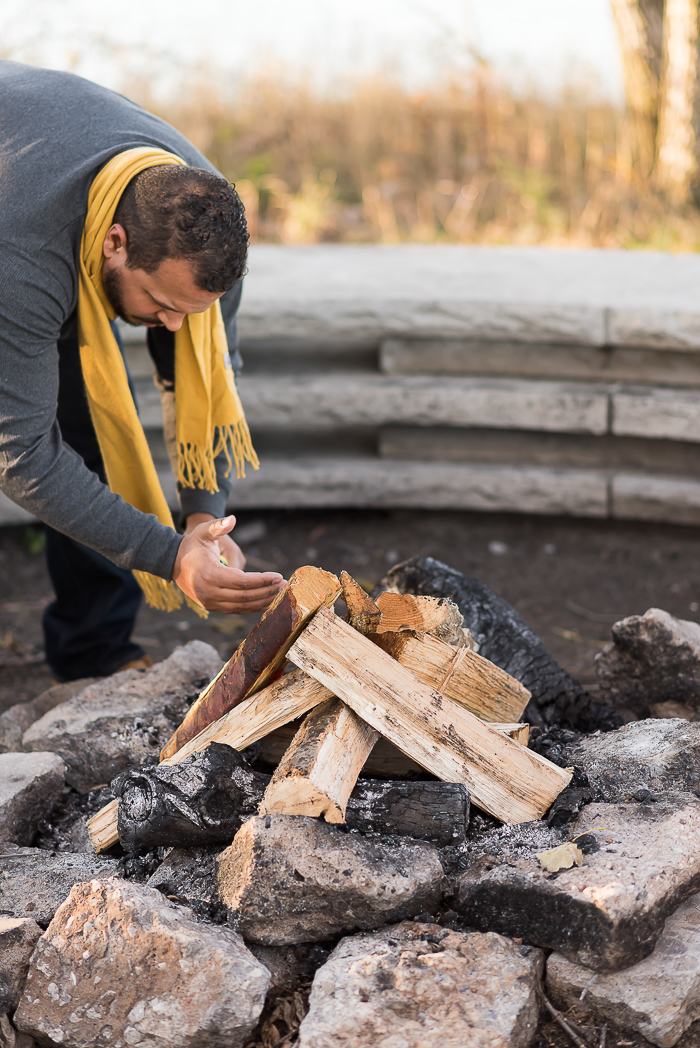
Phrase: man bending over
[{"left": 0, "top": 61, "right": 284, "bottom": 681}]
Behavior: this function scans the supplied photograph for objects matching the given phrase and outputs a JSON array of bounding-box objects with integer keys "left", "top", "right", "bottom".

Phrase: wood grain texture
[
  {"left": 159, "top": 565, "right": 341, "bottom": 760},
  {"left": 257, "top": 719, "right": 529, "bottom": 777},
  {"left": 374, "top": 591, "right": 465, "bottom": 645},
  {"left": 288, "top": 608, "right": 570, "bottom": 823},
  {"left": 87, "top": 668, "right": 333, "bottom": 852},
  {"left": 372, "top": 630, "right": 530, "bottom": 724},
  {"left": 259, "top": 698, "right": 379, "bottom": 822},
  {"left": 340, "top": 571, "right": 381, "bottom": 634}
]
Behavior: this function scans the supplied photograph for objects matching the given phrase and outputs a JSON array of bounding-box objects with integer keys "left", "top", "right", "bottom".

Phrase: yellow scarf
[{"left": 78, "top": 147, "right": 258, "bottom": 612}]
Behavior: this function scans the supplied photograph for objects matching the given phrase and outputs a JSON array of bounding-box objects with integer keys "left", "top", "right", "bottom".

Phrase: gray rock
[
  {"left": 596, "top": 608, "right": 700, "bottom": 715},
  {"left": 454, "top": 792, "right": 700, "bottom": 972},
  {"left": 0, "top": 844, "right": 118, "bottom": 926},
  {"left": 570, "top": 718, "right": 700, "bottom": 801},
  {"left": 298, "top": 922, "right": 543, "bottom": 1048},
  {"left": 0, "top": 753, "right": 66, "bottom": 845},
  {"left": 14, "top": 877, "right": 269, "bottom": 1048},
  {"left": 0, "top": 917, "right": 42, "bottom": 1012},
  {"left": 0, "top": 680, "right": 98, "bottom": 754},
  {"left": 247, "top": 944, "right": 305, "bottom": 994},
  {"left": 217, "top": 814, "right": 444, "bottom": 945},
  {"left": 0, "top": 1014, "right": 35, "bottom": 1048},
  {"left": 22, "top": 642, "right": 222, "bottom": 792},
  {"left": 547, "top": 891, "right": 700, "bottom": 1047}
]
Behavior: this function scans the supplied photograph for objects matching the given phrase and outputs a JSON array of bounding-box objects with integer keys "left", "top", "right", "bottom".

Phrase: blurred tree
[{"left": 611, "top": 0, "right": 700, "bottom": 204}]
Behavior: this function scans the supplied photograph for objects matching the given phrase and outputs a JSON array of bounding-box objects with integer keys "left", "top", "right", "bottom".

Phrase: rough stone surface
[
  {"left": 612, "top": 474, "right": 700, "bottom": 527},
  {"left": 455, "top": 792, "right": 700, "bottom": 972},
  {"left": 14, "top": 877, "right": 269, "bottom": 1048},
  {"left": 298, "top": 921, "right": 543, "bottom": 1048},
  {"left": 596, "top": 608, "right": 700, "bottom": 715},
  {"left": 22, "top": 642, "right": 222, "bottom": 792},
  {"left": 570, "top": 719, "right": 700, "bottom": 801},
  {"left": 0, "top": 917, "right": 42, "bottom": 1012},
  {"left": 0, "top": 1014, "right": 35, "bottom": 1048},
  {"left": 0, "top": 752, "right": 66, "bottom": 845},
  {"left": 547, "top": 892, "right": 700, "bottom": 1047},
  {"left": 0, "top": 680, "right": 98, "bottom": 754},
  {"left": 0, "top": 844, "right": 118, "bottom": 926},
  {"left": 238, "top": 372, "right": 610, "bottom": 434},
  {"left": 218, "top": 815, "right": 444, "bottom": 945}
]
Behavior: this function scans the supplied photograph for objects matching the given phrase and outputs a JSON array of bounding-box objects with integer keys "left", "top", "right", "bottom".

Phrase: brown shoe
[{"left": 114, "top": 655, "right": 153, "bottom": 674}]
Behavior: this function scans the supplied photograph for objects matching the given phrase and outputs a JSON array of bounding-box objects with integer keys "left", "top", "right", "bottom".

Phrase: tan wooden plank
[
  {"left": 372, "top": 630, "right": 530, "bottom": 724},
  {"left": 287, "top": 608, "right": 570, "bottom": 823},
  {"left": 160, "top": 565, "right": 341, "bottom": 760},
  {"left": 258, "top": 698, "right": 379, "bottom": 822}
]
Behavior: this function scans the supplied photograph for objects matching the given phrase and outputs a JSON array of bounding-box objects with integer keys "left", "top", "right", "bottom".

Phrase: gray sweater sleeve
[{"left": 0, "top": 246, "right": 182, "bottom": 580}]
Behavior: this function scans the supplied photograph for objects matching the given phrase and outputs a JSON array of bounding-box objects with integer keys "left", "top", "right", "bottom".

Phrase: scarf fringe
[
  {"left": 132, "top": 571, "right": 209, "bottom": 618},
  {"left": 177, "top": 421, "right": 259, "bottom": 492}
]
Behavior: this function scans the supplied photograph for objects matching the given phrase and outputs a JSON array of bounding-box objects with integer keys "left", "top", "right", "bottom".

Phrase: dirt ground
[{"left": 2, "top": 507, "right": 700, "bottom": 711}]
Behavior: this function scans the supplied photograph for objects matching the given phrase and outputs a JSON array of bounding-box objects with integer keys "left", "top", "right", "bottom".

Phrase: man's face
[{"left": 101, "top": 224, "right": 222, "bottom": 330}]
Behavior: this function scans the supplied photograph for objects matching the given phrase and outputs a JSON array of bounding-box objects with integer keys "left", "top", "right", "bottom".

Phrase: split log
[
  {"left": 341, "top": 571, "right": 381, "bottom": 634},
  {"left": 259, "top": 699, "right": 379, "bottom": 822},
  {"left": 372, "top": 630, "right": 530, "bottom": 724},
  {"left": 160, "top": 566, "right": 342, "bottom": 760},
  {"left": 374, "top": 591, "right": 465, "bottom": 645},
  {"left": 345, "top": 780, "right": 470, "bottom": 845},
  {"left": 256, "top": 720, "right": 529, "bottom": 776},
  {"left": 381, "top": 557, "right": 623, "bottom": 733},
  {"left": 288, "top": 608, "right": 571, "bottom": 823},
  {"left": 87, "top": 667, "right": 333, "bottom": 852}
]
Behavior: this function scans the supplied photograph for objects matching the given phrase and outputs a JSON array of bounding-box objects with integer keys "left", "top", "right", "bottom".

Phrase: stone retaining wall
[{"left": 3, "top": 243, "right": 700, "bottom": 525}]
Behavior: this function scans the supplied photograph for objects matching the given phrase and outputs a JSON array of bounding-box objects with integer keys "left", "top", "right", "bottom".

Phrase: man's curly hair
[{"left": 113, "top": 165, "right": 248, "bottom": 293}]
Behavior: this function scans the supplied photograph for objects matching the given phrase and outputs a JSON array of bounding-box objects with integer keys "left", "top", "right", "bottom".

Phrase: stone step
[
  {"left": 233, "top": 372, "right": 611, "bottom": 434},
  {"left": 380, "top": 337, "right": 700, "bottom": 387}
]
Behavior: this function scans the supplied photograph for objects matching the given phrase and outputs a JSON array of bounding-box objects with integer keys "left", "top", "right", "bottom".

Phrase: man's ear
[{"left": 102, "top": 223, "right": 128, "bottom": 260}]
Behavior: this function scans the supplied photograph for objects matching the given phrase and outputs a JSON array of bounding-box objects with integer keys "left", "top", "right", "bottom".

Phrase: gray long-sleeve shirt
[{"left": 0, "top": 60, "right": 242, "bottom": 580}]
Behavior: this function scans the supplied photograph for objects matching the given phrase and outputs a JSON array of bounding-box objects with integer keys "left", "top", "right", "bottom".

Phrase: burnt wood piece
[
  {"left": 259, "top": 698, "right": 379, "bottom": 822},
  {"left": 160, "top": 566, "right": 342, "bottom": 760},
  {"left": 345, "top": 780, "right": 470, "bottom": 846},
  {"left": 113, "top": 743, "right": 269, "bottom": 850},
  {"left": 288, "top": 608, "right": 571, "bottom": 824},
  {"left": 341, "top": 571, "right": 381, "bottom": 634},
  {"left": 88, "top": 668, "right": 333, "bottom": 853},
  {"left": 380, "top": 557, "right": 623, "bottom": 733}
]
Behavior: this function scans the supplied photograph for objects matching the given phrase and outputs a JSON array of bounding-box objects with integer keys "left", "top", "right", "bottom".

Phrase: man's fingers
[{"left": 206, "top": 514, "right": 236, "bottom": 540}]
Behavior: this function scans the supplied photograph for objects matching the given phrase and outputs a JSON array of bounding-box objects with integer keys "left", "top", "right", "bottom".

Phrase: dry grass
[{"left": 131, "top": 68, "right": 700, "bottom": 251}]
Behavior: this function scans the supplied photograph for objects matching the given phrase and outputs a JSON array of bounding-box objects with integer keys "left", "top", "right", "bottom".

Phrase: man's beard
[{"left": 102, "top": 265, "right": 134, "bottom": 325}]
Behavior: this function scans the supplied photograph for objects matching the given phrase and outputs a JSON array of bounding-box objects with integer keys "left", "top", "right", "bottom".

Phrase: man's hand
[
  {"left": 173, "top": 515, "right": 285, "bottom": 613},
  {"left": 184, "top": 512, "right": 246, "bottom": 570}
]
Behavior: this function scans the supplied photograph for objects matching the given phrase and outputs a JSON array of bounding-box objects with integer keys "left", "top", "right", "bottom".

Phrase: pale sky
[{"left": 4, "top": 0, "right": 623, "bottom": 103}]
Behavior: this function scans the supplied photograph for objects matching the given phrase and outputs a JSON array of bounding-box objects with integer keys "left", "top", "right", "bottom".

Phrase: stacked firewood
[{"left": 87, "top": 566, "right": 571, "bottom": 852}]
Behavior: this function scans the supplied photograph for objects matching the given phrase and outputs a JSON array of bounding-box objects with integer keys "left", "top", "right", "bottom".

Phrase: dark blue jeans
[{"left": 43, "top": 325, "right": 145, "bottom": 680}]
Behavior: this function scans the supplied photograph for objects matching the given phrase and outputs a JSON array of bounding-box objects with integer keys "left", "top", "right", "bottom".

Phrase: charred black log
[
  {"left": 380, "top": 557, "right": 622, "bottom": 733},
  {"left": 346, "top": 780, "right": 470, "bottom": 846},
  {"left": 114, "top": 740, "right": 470, "bottom": 849},
  {"left": 113, "top": 743, "right": 269, "bottom": 850}
]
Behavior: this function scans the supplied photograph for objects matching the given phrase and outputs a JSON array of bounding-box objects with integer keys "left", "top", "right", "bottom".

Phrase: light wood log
[
  {"left": 287, "top": 609, "right": 571, "bottom": 824},
  {"left": 340, "top": 570, "right": 381, "bottom": 633},
  {"left": 374, "top": 591, "right": 465, "bottom": 645},
  {"left": 160, "top": 565, "right": 342, "bottom": 760},
  {"left": 372, "top": 630, "right": 530, "bottom": 724},
  {"left": 258, "top": 699, "right": 379, "bottom": 822},
  {"left": 87, "top": 668, "right": 333, "bottom": 852},
  {"left": 256, "top": 719, "right": 529, "bottom": 776}
]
